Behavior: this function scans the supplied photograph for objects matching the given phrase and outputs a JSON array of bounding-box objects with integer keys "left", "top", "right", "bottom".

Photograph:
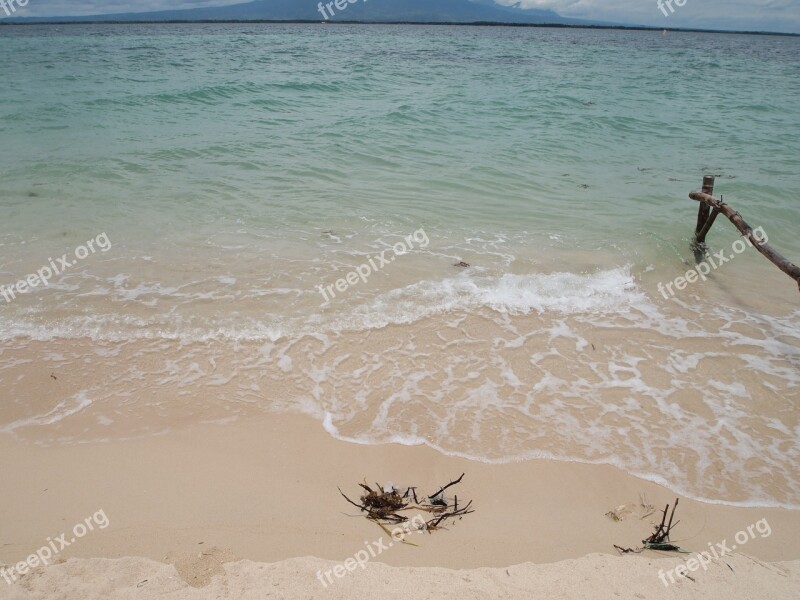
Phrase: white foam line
[
  {"left": 1, "top": 391, "right": 93, "bottom": 433},
  {"left": 320, "top": 412, "right": 800, "bottom": 511}
]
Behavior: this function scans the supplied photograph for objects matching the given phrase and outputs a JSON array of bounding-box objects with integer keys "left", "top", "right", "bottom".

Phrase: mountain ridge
[{"left": 2, "top": 0, "right": 606, "bottom": 25}]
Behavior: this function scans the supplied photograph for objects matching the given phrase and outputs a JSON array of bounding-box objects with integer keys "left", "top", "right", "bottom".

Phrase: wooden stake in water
[{"left": 689, "top": 175, "right": 800, "bottom": 292}]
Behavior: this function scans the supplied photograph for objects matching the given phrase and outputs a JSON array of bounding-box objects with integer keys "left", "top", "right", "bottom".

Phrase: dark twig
[
  {"left": 614, "top": 545, "right": 644, "bottom": 554},
  {"left": 429, "top": 473, "right": 465, "bottom": 500},
  {"left": 426, "top": 499, "right": 474, "bottom": 530},
  {"left": 616, "top": 498, "right": 685, "bottom": 555},
  {"left": 665, "top": 498, "right": 679, "bottom": 538},
  {"left": 339, "top": 488, "right": 365, "bottom": 512}
]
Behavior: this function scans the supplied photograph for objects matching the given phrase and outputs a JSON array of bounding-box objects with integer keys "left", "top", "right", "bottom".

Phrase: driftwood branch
[
  {"left": 339, "top": 488, "right": 367, "bottom": 512},
  {"left": 690, "top": 176, "right": 800, "bottom": 292},
  {"left": 613, "top": 544, "right": 643, "bottom": 554},
  {"left": 614, "top": 498, "right": 685, "bottom": 554},
  {"left": 693, "top": 175, "right": 716, "bottom": 251},
  {"left": 425, "top": 499, "right": 474, "bottom": 531},
  {"left": 429, "top": 473, "right": 465, "bottom": 499}
]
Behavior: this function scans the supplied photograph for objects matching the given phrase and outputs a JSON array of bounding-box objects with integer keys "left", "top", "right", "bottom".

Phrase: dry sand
[
  {"left": 5, "top": 554, "right": 800, "bottom": 600},
  {"left": 2, "top": 413, "right": 799, "bottom": 598}
]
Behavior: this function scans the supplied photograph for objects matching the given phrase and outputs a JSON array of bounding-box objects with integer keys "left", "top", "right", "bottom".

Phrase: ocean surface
[{"left": 1, "top": 24, "right": 799, "bottom": 508}]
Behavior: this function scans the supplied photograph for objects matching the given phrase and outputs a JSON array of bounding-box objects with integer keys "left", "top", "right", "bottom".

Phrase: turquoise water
[
  {"left": 1, "top": 24, "right": 799, "bottom": 508},
  {"left": 2, "top": 24, "right": 799, "bottom": 329},
  {"left": 1, "top": 25, "right": 799, "bottom": 246}
]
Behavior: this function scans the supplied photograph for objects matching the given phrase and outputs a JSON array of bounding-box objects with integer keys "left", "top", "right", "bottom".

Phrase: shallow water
[{"left": 1, "top": 23, "right": 798, "bottom": 508}]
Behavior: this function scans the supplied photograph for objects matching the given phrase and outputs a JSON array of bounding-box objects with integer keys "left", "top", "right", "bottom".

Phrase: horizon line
[{"left": 1, "top": 20, "right": 798, "bottom": 37}]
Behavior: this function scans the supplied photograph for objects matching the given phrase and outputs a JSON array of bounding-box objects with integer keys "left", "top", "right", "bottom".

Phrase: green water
[
  {"left": 1, "top": 24, "right": 799, "bottom": 245},
  {"left": 1, "top": 23, "right": 799, "bottom": 508}
]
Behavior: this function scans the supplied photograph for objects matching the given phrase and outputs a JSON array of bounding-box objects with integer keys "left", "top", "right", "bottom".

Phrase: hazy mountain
[{"left": 5, "top": 0, "right": 600, "bottom": 25}]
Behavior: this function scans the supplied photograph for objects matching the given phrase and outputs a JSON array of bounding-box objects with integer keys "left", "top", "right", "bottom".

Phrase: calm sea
[{"left": 1, "top": 23, "right": 799, "bottom": 508}]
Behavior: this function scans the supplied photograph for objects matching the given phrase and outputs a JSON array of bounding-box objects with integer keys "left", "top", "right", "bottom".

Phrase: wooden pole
[
  {"left": 693, "top": 176, "right": 719, "bottom": 249},
  {"left": 694, "top": 175, "right": 715, "bottom": 243},
  {"left": 692, "top": 176, "right": 717, "bottom": 262},
  {"left": 689, "top": 180, "right": 800, "bottom": 292}
]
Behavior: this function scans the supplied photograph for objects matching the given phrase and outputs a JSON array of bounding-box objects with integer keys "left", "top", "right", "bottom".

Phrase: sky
[
  {"left": 498, "top": 0, "right": 800, "bottom": 33},
  {"left": 2, "top": 0, "right": 799, "bottom": 33}
]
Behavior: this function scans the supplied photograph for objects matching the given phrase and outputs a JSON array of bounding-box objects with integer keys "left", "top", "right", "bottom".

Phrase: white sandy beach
[{"left": 2, "top": 413, "right": 799, "bottom": 598}]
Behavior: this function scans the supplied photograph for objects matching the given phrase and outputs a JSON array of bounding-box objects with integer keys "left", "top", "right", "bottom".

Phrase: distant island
[
  {"left": 1, "top": 0, "right": 605, "bottom": 25},
  {"left": 2, "top": 0, "right": 797, "bottom": 35}
]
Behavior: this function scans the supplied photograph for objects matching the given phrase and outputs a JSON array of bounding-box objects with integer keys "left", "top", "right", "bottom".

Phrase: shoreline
[
  {"left": 3, "top": 412, "right": 799, "bottom": 572},
  {"left": 323, "top": 423, "right": 800, "bottom": 512}
]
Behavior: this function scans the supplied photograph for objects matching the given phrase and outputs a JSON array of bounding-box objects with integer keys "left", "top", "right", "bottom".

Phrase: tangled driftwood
[
  {"left": 339, "top": 473, "right": 475, "bottom": 534},
  {"left": 614, "top": 498, "right": 686, "bottom": 554}
]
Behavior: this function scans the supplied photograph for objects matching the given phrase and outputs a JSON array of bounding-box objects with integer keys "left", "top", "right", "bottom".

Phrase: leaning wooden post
[
  {"left": 694, "top": 176, "right": 714, "bottom": 239},
  {"left": 693, "top": 176, "right": 719, "bottom": 247},
  {"left": 692, "top": 175, "right": 716, "bottom": 258}
]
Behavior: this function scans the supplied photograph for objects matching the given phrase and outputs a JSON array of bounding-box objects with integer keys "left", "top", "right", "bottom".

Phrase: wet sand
[{"left": 2, "top": 412, "right": 799, "bottom": 597}]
